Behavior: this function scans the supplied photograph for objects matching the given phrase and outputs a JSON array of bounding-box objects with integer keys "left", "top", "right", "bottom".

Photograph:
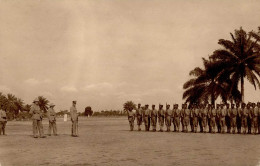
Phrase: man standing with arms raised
[{"left": 70, "top": 100, "right": 78, "bottom": 137}]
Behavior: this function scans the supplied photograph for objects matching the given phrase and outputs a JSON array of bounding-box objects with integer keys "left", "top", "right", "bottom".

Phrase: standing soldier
[
  {"left": 209, "top": 104, "right": 217, "bottom": 133},
  {"left": 236, "top": 102, "right": 242, "bottom": 134},
  {"left": 127, "top": 106, "right": 135, "bottom": 131},
  {"left": 143, "top": 105, "right": 150, "bottom": 131},
  {"left": 165, "top": 104, "right": 172, "bottom": 132},
  {"left": 182, "top": 104, "right": 190, "bottom": 133},
  {"left": 158, "top": 104, "right": 165, "bottom": 132},
  {"left": 241, "top": 103, "right": 249, "bottom": 134},
  {"left": 47, "top": 103, "right": 57, "bottom": 136},
  {"left": 0, "top": 105, "right": 7, "bottom": 135},
  {"left": 181, "top": 104, "right": 185, "bottom": 132},
  {"left": 173, "top": 104, "right": 181, "bottom": 132},
  {"left": 257, "top": 102, "right": 260, "bottom": 134},
  {"left": 251, "top": 103, "right": 258, "bottom": 134},
  {"left": 220, "top": 104, "right": 227, "bottom": 133},
  {"left": 189, "top": 104, "right": 194, "bottom": 132},
  {"left": 172, "top": 104, "right": 176, "bottom": 132},
  {"left": 247, "top": 102, "right": 252, "bottom": 134},
  {"left": 198, "top": 104, "right": 203, "bottom": 133},
  {"left": 192, "top": 104, "right": 199, "bottom": 133},
  {"left": 151, "top": 105, "right": 158, "bottom": 132},
  {"left": 29, "top": 98, "right": 45, "bottom": 138},
  {"left": 70, "top": 100, "right": 78, "bottom": 137},
  {"left": 216, "top": 104, "right": 221, "bottom": 133},
  {"left": 136, "top": 104, "right": 143, "bottom": 131},
  {"left": 200, "top": 104, "right": 208, "bottom": 133},
  {"left": 230, "top": 104, "right": 237, "bottom": 134},
  {"left": 226, "top": 103, "right": 231, "bottom": 133},
  {"left": 207, "top": 104, "right": 212, "bottom": 133}
]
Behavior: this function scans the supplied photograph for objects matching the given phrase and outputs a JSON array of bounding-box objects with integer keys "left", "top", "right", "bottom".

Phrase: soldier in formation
[
  {"left": 136, "top": 104, "right": 142, "bottom": 131},
  {"left": 0, "top": 104, "right": 7, "bottom": 135},
  {"left": 127, "top": 105, "right": 135, "bottom": 131},
  {"left": 127, "top": 102, "right": 260, "bottom": 134},
  {"left": 151, "top": 105, "right": 158, "bottom": 132}
]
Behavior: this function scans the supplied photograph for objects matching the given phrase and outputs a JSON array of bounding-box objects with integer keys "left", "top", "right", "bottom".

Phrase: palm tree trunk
[{"left": 241, "top": 76, "right": 244, "bottom": 102}]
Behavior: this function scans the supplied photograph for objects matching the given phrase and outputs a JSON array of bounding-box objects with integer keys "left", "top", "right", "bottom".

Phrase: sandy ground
[{"left": 1, "top": 117, "right": 260, "bottom": 166}]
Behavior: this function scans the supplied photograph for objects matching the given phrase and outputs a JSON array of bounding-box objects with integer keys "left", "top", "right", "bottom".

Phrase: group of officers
[
  {"left": 0, "top": 98, "right": 79, "bottom": 138},
  {"left": 127, "top": 102, "right": 260, "bottom": 134}
]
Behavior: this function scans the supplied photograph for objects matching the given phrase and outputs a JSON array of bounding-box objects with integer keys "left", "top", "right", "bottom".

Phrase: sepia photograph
[{"left": 1, "top": 0, "right": 260, "bottom": 165}]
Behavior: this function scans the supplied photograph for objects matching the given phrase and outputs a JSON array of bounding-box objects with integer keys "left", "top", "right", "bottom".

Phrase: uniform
[
  {"left": 151, "top": 107, "right": 158, "bottom": 131},
  {"left": 29, "top": 101, "right": 45, "bottom": 138},
  {"left": 200, "top": 108, "right": 208, "bottom": 133},
  {"left": 189, "top": 106, "right": 194, "bottom": 132},
  {"left": 226, "top": 105, "right": 231, "bottom": 133},
  {"left": 191, "top": 108, "right": 199, "bottom": 133},
  {"left": 220, "top": 107, "right": 227, "bottom": 133},
  {"left": 236, "top": 104, "right": 242, "bottom": 134},
  {"left": 241, "top": 107, "right": 249, "bottom": 134},
  {"left": 165, "top": 107, "right": 172, "bottom": 132},
  {"left": 247, "top": 105, "right": 252, "bottom": 134},
  {"left": 173, "top": 107, "right": 181, "bottom": 132},
  {"left": 127, "top": 110, "right": 135, "bottom": 131},
  {"left": 136, "top": 106, "right": 143, "bottom": 131},
  {"left": 230, "top": 107, "right": 238, "bottom": 134},
  {"left": 182, "top": 107, "right": 190, "bottom": 133},
  {"left": 143, "top": 106, "right": 151, "bottom": 131},
  {"left": 158, "top": 106, "right": 165, "bottom": 132},
  {"left": 251, "top": 105, "right": 258, "bottom": 134},
  {"left": 216, "top": 106, "right": 221, "bottom": 133},
  {"left": 70, "top": 103, "right": 78, "bottom": 137},
  {"left": 0, "top": 109, "right": 7, "bottom": 135},
  {"left": 209, "top": 107, "right": 217, "bottom": 133},
  {"left": 47, "top": 105, "right": 57, "bottom": 136}
]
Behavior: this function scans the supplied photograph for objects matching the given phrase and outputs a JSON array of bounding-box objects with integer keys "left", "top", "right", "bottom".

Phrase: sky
[{"left": 0, "top": 0, "right": 260, "bottom": 112}]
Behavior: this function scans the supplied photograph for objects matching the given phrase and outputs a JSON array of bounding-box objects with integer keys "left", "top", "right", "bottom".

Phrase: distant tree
[
  {"left": 38, "top": 96, "right": 49, "bottom": 113},
  {"left": 84, "top": 106, "right": 93, "bottom": 116},
  {"left": 123, "top": 101, "right": 136, "bottom": 112}
]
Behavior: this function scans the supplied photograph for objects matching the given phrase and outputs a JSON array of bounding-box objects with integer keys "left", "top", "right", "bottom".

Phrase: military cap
[
  {"left": 73, "top": 100, "right": 77, "bottom": 104},
  {"left": 145, "top": 104, "right": 149, "bottom": 107},
  {"left": 242, "top": 103, "right": 246, "bottom": 106},
  {"left": 138, "top": 103, "right": 141, "bottom": 106},
  {"left": 152, "top": 104, "right": 155, "bottom": 107},
  {"left": 231, "top": 104, "right": 235, "bottom": 106},
  {"left": 257, "top": 102, "right": 260, "bottom": 105},
  {"left": 33, "top": 98, "right": 39, "bottom": 103}
]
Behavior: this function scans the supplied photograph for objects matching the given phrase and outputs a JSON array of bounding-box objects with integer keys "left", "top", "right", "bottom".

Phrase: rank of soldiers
[{"left": 126, "top": 102, "right": 260, "bottom": 134}]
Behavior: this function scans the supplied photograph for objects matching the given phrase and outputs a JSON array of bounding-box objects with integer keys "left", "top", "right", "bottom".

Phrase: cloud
[
  {"left": 0, "top": 85, "right": 11, "bottom": 92},
  {"left": 24, "top": 78, "right": 40, "bottom": 85},
  {"left": 60, "top": 86, "right": 78, "bottom": 92},
  {"left": 82, "top": 82, "right": 113, "bottom": 91}
]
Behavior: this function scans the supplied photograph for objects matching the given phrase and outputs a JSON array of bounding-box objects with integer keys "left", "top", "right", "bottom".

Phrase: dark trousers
[{"left": 0, "top": 121, "right": 7, "bottom": 135}]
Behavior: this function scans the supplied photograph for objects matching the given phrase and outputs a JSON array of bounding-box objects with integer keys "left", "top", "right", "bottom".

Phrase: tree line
[{"left": 183, "top": 27, "right": 260, "bottom": 105}]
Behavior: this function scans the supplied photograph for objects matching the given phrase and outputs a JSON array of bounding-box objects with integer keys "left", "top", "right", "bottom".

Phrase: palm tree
[
  {"left": 183, "top": 58, "right": 241, "bottom": 105},
  {"left": 210, "top": 27, "right": 260, "bottom": 102},
  {"left": 15, "top": 98, "right": 24, "bottom": 115},
  {"left": 5, "top": 93, "right": 18, "bottom": 119},
  {"left": 38, "top": 96, "right": 49, "bottom": 113},
  {"left": 123, "top": 101, "right": 136, "bottom": 111},
  {"left": 0, "top": 92, "right": 7, "bottom": 108}
]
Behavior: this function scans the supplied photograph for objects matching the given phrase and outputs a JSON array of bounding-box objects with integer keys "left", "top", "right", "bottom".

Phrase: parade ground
[{"left": 1, "top": 117, "right": 260, "bottom": 166}]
